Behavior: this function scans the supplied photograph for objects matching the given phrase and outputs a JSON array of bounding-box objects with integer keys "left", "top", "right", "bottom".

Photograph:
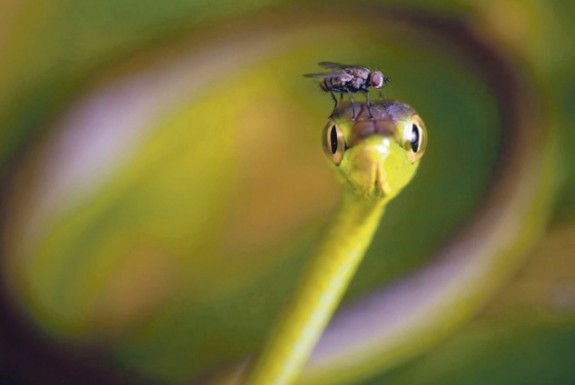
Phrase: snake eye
[
  {"left": 322, "top": 120, "right": 346, "bottom": 165},
  {"left": 404, "top": 115, "right": 427, "bottom": 163},
  {"left": 410, "top": 124, "right": 420, "bottom": 152},
  {"left": 330, "top": 125, "right": 338, "bottom": 154}
]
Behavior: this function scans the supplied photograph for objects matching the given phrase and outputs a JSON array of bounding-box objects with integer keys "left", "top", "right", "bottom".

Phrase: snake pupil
[
  {"left": 410, "top": 124, "right": 420, "bottom": 152},
  {"left": 330, "top": 125, "right": 338, "bottom": 154}
]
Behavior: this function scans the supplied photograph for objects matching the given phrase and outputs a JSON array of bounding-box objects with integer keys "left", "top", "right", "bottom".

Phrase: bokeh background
[{"left": 0, "top": 1, "right": 574, "bottom": 384}]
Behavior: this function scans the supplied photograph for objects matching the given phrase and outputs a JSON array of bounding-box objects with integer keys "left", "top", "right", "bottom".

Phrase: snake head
[{"left": 322, "top": 101, "right": 427, "bottom": 200}]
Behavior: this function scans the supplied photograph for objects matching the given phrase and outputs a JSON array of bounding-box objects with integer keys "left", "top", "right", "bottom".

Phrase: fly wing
[
  {"left": 303, "top": 71, "right": 346, "bottom": 78},
  {"left": 318, "top": 62, "right": 370, "bottom": 79},
  {"left": 317, "top": 61, "right": 354, "bottom": 69}
]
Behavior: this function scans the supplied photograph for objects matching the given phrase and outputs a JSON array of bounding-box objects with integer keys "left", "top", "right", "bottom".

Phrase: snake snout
[
  {"left": 373, "top": 163, "right": 391, "bottom": 198},
  {"left": 346, "top": 136, "right": 394, "bottom": 199}
]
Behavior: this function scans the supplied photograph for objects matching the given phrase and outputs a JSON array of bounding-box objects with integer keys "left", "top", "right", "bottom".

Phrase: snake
[
  {"left": 233, "top": 11, "right": 556, "bottom": 385},
  {"left": 242, "top": 101, "right": 428, "bottom": 385}
]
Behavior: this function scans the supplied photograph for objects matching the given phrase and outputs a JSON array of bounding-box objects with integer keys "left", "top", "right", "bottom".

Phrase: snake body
[{"left": 244, "top": 102, "right": 427, "bottom": 385}]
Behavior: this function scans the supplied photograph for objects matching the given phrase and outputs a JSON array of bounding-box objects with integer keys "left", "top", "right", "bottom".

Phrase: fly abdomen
[{"left": 320, "top": 78, "right": 333, "bottom": 92}]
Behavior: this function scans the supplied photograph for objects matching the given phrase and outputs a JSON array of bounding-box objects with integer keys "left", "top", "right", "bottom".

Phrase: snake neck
[
  {"left": 313, "top": 191, "right": 386, "bottom": 264},
  {"left": 243, "top": 191, "right": 386, "bottom": 385}
]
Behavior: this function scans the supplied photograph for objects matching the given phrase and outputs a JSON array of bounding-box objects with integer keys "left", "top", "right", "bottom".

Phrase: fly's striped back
[{"left": 320, "top": 76, "right": 347, "bottom": 92}]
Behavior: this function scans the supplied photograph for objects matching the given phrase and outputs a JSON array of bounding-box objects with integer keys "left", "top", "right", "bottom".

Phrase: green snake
[
  {"left": 243, "top": 101, "right": 427, "bottom": 385},
  {"left": 235, "top": 11, "right": 556, "bottom": 385}
]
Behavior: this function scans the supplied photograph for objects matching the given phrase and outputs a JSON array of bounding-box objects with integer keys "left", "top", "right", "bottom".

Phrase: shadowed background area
[{"left": 0, "top": 1, "right": 574, "bottom": 384}]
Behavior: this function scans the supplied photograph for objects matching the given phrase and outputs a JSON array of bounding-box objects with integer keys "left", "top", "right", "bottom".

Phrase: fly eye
[
  {"left": 405, "top": 115, "right": 427, "bottom": 163},
  {"left": 371, "top": 72, "right": 383, "bottom": 88},
  {"left": 322, "top": 121, "right": 346, "bottom": 165}
]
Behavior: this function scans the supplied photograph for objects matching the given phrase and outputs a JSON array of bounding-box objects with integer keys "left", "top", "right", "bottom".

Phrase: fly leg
[
  {"left": 364, "top": 91, "right": 373, "bottom": 119},
  {"left": 330, "top": 91, "right": 338, "bottom": 110},
  {"left": 347, "top": 89, "right": 356, "bottom": 119}
]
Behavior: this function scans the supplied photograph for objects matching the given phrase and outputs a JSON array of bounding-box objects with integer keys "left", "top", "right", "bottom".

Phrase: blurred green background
[{"left": 0, "top": 0, "right": 574, "bottom": 384}]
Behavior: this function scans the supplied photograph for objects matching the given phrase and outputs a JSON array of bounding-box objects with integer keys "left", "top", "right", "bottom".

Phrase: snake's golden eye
[
  {"left": 404, "top": 115, "right": 427, "bottom": 163},
  {"left": 322, "top": 120, "right": 346, "bottom": 166}
]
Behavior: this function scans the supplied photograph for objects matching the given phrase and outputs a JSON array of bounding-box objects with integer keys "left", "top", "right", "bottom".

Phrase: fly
[{"left": 303, "top": 61, "right": 390, "bottom": 118}]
